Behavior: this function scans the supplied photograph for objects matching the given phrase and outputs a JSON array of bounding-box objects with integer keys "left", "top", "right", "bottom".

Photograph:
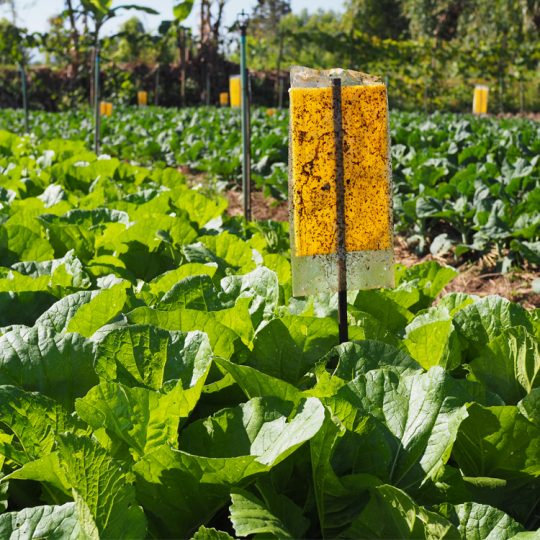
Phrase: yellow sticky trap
[
  {"left": 220, "top": 92, "right": 229, "bottom": 106},
  {"left": 230, "top": 76, "right": 241, "bottom": 108},
  {"left": 473, "top": 85, "right": 488, "bottom": 114},
  {"left": 138, "top": 91, "right": 148, "bottom": 106},
  {"left": 289, "top": 66, "right": 394, "bottom": 296},
  {"left": 100, "top": 102, "right": 112, "bottom": 116},
  {"left": 267, "top": 108, "right": 276, "bottom": 116}
]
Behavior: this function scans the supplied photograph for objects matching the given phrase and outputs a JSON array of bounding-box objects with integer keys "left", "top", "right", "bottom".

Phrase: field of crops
[
  {"left": 0, "top": 108, "right": 539, "bottom": 539},
  {"left": 4, "top": 107, "right": 540, "bottom": 274}
]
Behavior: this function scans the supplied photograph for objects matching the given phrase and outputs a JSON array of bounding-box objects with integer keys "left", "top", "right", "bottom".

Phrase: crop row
[
  {"left": 0, "top": 129, "right": 537, "bottom": 538},
  {"left": 3, "top": 107, "right": 540, "bottom": 272}
]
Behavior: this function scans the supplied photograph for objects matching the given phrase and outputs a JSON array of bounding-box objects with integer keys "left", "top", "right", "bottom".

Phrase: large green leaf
[
  {"left": 35, "top": 215, "right": 96, "bottom": 263},
  {"left": 126, "top": 306, "right": 247, "bottom": 362},
  {"left": 395, "top": 261, "right": 459, "bottom": 311},
  {"left": 470, "top": 326, "right": 540, "bottom": 405},
  {"left": 453, "top": 296, "right": 533, "bottom": 358},
  {"left": 343, "top": 484, "right": 460, "bottom": 539},
  {"left": 0, "top": 326, "right": 97, "bottom": 412},
  {"left": 75, "top": 381, "right": 190, "bottom": 458},
  {"left": 347, "top": 307, "right": 403, "bottom": 349},
  {"left": 220, "top": 267, "right": 279, "bottom": 331},
  {"left": 0, "top": 385, "right": 80, "bottom": 465},
  {"left": 337, "top": 367, "right": 470, "bottom": 491},
  {"left": 35, "top": 290, "right": 101, "bottom": 333},
  {"left": 324, "top": 340, "right": 422, "bottom": 381},
  {"left": 518, "top": 387, "right": 540, "bottom": 428},
  {"left": 245, "top": 315, "right": 338, "bottom": 386},
  {"left": 400, "top": 307, "right": 462, "bottom": 372},
  {"left": 56, "top": 432, "right": 147, "bottom": 539},
  {"left": 173, "top": 0, "right": 195, "bottom": 22},
  {"left": 199, "top": 232, "right": 256, "bottom": 273},
  {"left": 193, "top": 526, "right": 234, "bottom": 540},
  {"left": 454, "top": 403, "right": 540, "bottom": 487},
  {"left": 134, "top": 396, "right": 325, "bottom": 538},
  {"left": 12, "top": 249, "right": 91, "bottom": 289},
  {"left": 66, "top": 283, "right": 128, "bottom": 337},
  {"left": 171, "top": 189, "right": 227, "bottom": 227},
  {"left": 210, "top": 296, "right": 254, "bottom": 347},
  {"left": 4, "top": 452, "right": 72, "bottom": 503},
  {"left": 230, "top": 484, "right": 310, "bottom": 539},
  {"left": 112, "top": 214, "right": 197, "bottom": 252},
  {"left": 214, "top": 358, "right": 303, "bottom": 404},
  {"left": 81, "top": 0, "right": 113, "bottom": 20},
  {"left": 438, "top": 502, "right": 525, "bottom": 540},
  {"left": 149, "top": 263, "right": 217, "bottom": 300},
  {"left": 1, "top": 224, "right": 55, "bottom": 264},
  {"left": 0, "top": 503, "right": 89, "bottom": 540},
  {"left": 94, "top": 324, "right": 212, "bottom": 391},
  {"left": 156, "top": 274, "right": 220, "bottom": 311},
  {"left": 353, "top": 289, "right": 415, "bottom": 333}
]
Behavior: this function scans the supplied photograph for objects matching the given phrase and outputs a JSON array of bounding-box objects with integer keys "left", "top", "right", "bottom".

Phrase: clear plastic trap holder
[{"left": 289, "top": 66, "right": 395, "bottom": 297}]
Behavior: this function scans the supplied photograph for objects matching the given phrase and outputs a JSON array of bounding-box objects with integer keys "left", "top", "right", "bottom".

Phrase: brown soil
[
  {"left": 496, "top": 112, "right": 540, "bottom": 121},
  {"left": 394, "top": 236, "right": 540, "bottom": 310},
  {"left": 225, "top": 189, "right": 289, "bottom": 222}
]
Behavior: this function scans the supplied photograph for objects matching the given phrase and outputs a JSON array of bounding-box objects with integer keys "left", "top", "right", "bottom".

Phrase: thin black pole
[
  {"left": 94, "top": 46, "right": 100, "bottom": 155},
  {"left": 155, "top": 65, "right": 160, "bottom": 106},
  {"left": 21, "top": 65, "right": 29, "bottom": 133},
  {"left": 239, "top": 13, "right": 251, "bottom": 221},
  {"left": 331, "top": 77, "right": 348, "bottom": 344}
]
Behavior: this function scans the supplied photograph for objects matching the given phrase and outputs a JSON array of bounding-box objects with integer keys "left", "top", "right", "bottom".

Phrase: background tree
[
  {"left": 250, "top": 0, "right": 291, "bottom": 40},
  {"left": 343, "top": 0, "right": 409, "bottom": 40}
]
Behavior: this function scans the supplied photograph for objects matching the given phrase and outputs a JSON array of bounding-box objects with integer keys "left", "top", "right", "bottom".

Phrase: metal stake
[
  {"left": 499, "top": 74, "right": 504, "bottom": 113},
  {"left": 238, "top": 10, "right": 251, "bottom": 221},
  {"left": 521, "top": 74, "right": 524, "bottom": 117},
  {"left": 278, "top": 78, "right": 283, "bottom": 110},
  {"left": 332, "top": 78, "right": 348, "bottom": 344},
  {"left": 206, "top": 73, "right": 210, "bottom": 107},
  {"left": 93, "top": 47, "right": 100, "bottom": 155},
  {"left": 155, "top": 65, "right": 160, "bottom": 106},
  {"left": 20, "top": 65, "right": 29, "bottom": 133}
]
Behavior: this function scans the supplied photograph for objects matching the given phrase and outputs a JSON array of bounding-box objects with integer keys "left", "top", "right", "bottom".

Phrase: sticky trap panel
[{"left": 289, "top": 67, "right": 394, "bottom": 296}]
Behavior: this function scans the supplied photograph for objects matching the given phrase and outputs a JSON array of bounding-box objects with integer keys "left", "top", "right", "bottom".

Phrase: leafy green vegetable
[
  {"left": 470, "top": 326, "right": 540, "bottom": 404},
  {"left": 453, "top": 403, "right": 540, "bottom": 488}
]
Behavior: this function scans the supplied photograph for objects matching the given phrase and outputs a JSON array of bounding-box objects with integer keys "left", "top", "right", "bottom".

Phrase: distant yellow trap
[
  {"left": 230, "top": 76, "right": 241, "bottom": 108},
  {"left": 220, "top": 92, "right": 229, "bottom": 106},
  {"left": 138, "top": 91, "right": 148, "bottom": 106},
  {"left": 289, "top": 66, "right": 394, "bottom": 296},
  {"left": 473, "top": 85, "right": 488, "bottom": 114},
  {"left": 100, "top": 102, "right": 112, "bottom": 116}
]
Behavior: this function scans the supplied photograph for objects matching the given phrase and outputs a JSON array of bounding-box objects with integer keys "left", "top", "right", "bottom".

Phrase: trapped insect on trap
[{"left": 288, "top": 66, "right": 395, "bottom": 341}]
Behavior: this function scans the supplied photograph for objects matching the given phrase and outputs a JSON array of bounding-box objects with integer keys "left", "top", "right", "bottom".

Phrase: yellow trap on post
[
  {"left": 138, "top": 91, "right": 148, "bottom": 106},
  {"left": 289, "top": 66, "right": 394, "bottom": 297},
  {"left": 230, "top": 76, "right": 241, "bottom": 108},
  {"left": 473, "top": 85, "right": 489, "bottom": 115}
]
